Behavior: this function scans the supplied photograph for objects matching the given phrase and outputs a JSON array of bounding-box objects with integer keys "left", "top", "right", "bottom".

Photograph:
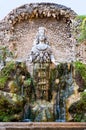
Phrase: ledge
[{"left": 0, "top": 122, "right": 86, "bottom": 130}]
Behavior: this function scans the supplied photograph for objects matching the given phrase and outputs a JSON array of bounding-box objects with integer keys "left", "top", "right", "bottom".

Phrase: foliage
[
  {"left": 70, "top": 90, "right": 86, "bottom": 122},
  {"left": 0, "top": 60, "right": 35, "bottom": 121},
  {"left": 24, "top": 79, "right": 31, "bottom": 87},
  {"left": 69, "top": 92, "right": 86, "bottom": 122},
  {"left": 75, "top": 61, "right": 86, "bottom": 90},
  {"left": 75, "top": 15, "right": 86, "bottom": 21},
  {"left": 0, "top": 46, "right": 13, "bottom": 65},
  {"left": 0, "top": 61, "right": 15, "bottom": 89},
  {"left": 0, "top": 61, "right": 33, "bottom": 90},
  {"left": 75, "top": 61, "right": 86, "bottom": 81},
  {"left": 0, "top": 95, "right": 23, "bottom": 122},
  {"left": 0, "top": 47, "right": 34, "bottom": 122},
  {"left": 76, "top": 15, "right": 86, "bottom": 42}
]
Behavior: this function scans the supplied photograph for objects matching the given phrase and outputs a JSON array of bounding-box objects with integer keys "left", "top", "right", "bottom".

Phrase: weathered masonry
[{"left": 0, "top": 3, "right": 77, "bottom": 63}]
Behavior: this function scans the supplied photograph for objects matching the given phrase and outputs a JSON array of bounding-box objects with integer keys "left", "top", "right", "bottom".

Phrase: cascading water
[
  {"left": 23, "top": 103, "right": 31, "bottom": 122},
  {"left": 55, "top": 89, "right": 66, "bottom": 122},
  {"left": 54, "top": 63, "right": 75, "bottom": 122}
]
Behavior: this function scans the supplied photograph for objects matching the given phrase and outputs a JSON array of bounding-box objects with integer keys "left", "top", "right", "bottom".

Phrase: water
[
  {"left": 22, "top": 118, "right": 31, "bottom": 122},
  {"left": 55, "top": 63, "right": 74, "bottom": 122},
  {"left": 23, "top": 103, "right": 32, "bottom": 122},
  {"left": 22, "top": 63, "right": 75, "bottom": 122}
]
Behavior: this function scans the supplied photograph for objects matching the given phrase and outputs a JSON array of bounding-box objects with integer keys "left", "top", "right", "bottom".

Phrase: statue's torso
[
  {"left": 31, "top": 43, "right": 52, "bottom": 63},
  {"left": 36, "top": 43, "right": 48, "bottom": 51}
]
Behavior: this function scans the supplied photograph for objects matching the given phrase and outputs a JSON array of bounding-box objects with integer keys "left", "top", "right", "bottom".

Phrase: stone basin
[{"left": 0, "top": 122, "right": 86, "bottom": 130}]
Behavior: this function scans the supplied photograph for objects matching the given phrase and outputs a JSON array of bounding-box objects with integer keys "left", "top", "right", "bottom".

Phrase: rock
[
  {"left": 55, "top": 79, "right": 59, "bottom": 84},
  {"left": 8, "top": 81, "right": 19, "bottom": 93},
  {"left": 31, "top": 100, "right": 54, "bottom": 122}
]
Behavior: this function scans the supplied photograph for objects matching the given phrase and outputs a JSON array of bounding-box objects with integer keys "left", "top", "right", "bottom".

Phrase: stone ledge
[{"left": 0, "top": 123, "right": 86, "bottom": 130}]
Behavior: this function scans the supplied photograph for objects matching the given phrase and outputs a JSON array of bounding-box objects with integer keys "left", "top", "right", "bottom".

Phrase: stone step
[{"left": 0, "top": 123, "right": 86, "bottom": 130}]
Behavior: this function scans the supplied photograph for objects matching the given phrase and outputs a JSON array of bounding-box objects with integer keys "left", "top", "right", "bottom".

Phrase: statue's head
[
  {"left": 38, "top": 27, "right": 46, "bottom": 43},
  {"left": 38, "top": 27, "right": 46, "bottom": 35},
  {"left": 34, "top": 27, "right": 48, "bottom": 45}
]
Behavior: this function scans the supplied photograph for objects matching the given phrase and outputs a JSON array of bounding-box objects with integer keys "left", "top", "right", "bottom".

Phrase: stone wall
[
  {"left": 0, "top": 3, "right": 77, "bottom": 63},
  {"left": 72, "top": 19, "right": 86, "bottom": 64}
]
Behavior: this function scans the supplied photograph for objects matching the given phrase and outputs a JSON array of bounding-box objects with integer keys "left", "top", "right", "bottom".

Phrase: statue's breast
[{"left": 36, "top": 43, "right": 48, "bottom": 51}]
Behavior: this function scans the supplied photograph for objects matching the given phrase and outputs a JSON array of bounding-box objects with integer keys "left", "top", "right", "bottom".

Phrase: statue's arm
[{"left": 50, "top": 54, "right": 57, "bottom": 65}]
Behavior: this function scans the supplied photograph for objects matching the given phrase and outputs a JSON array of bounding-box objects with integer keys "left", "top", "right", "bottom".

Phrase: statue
[
  {"left": 29, "top": 27, "right": 56, "bottom": 101},
  {"left": 28, "top": 27, "right": 57, "bottom": 121},
  {"left": 29, "top": 27, "right": 56, "bottom": 64}
]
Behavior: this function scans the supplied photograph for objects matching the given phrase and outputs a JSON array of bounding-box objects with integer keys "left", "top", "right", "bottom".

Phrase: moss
[
  {"left": 0, "top": 95, "right": 23, "bottom": 122},
  {"left": 8, "top": 81, "right": 19, "bottom": 93},
  {"left": 50, "top": 63, "right": 72, "bottom": 89},
  {"left": 76, "top": 92, "right": 86, "bottom": 112},
  {"left": 0, "top": 60, "right": 35, "bottom": 121},
  {"left": 0, "top": 61, "right": 15, "bottom": 89},
  {"left": 0, "top": 46, "right": 13, "bottom": 66},
  {"left": 24, "top": 78, "right": 31, "bottom": 87},
  {"left": 0, "top": 77, "right": 8, "bottom": 88},
  {"left": 49, "top": 63, "right": 74, "bottom": 103},
  {"left": 69, "top": 92, "right": 86, "bottom": 122},
  {"left": 75, "top": 61, "right": 86, "bottom": 80}
]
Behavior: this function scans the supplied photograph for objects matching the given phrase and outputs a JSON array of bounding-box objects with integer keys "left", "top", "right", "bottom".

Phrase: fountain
[
  {"left": 0, "top": 1, "right": 86, "bottom": 129},
  {"left": 0, "top": 27, "right": 81, "bottom": 123}
]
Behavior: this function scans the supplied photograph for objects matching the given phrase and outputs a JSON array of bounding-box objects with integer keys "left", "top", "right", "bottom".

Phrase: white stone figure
[{"left": 29, "top": 27, "right": 56, "bottom": 65}]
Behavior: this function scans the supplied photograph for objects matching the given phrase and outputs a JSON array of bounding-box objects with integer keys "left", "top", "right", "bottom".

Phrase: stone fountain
[
  {"left": 0, "top": 26, "right": 85, "bottom": 130},
  {"left": 0, "top": 26, "right": 81, "bottom": 123},
  {"left": 0, "top": 26, "right": 82, "bottom": 123},
  {"left": 0, "top": 2, "right": 86, "bottom": 129}
]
